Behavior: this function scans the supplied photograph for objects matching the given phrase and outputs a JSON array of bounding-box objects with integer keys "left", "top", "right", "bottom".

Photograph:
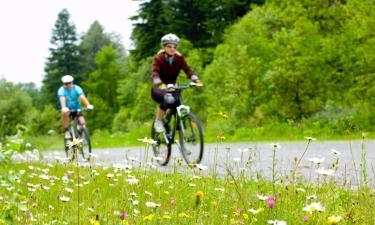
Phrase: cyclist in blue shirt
[{"left": 57, "top": 75, "right": 93, "bottom": 139}]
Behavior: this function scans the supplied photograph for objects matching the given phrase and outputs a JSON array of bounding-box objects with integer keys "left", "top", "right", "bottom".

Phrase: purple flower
[{"left": 267, "top": 196, "right": 276, "bottom": 208}]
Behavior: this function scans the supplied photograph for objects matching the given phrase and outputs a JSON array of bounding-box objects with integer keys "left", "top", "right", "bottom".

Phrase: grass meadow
[{"left": 1, "top": 136, "right": 374, "bottom": 224}]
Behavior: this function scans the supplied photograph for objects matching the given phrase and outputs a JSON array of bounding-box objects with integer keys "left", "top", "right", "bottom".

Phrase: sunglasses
[
  {"left": 165, "top": 45, "right": 176, "bottom": 49},
  {"left": 64, "top": 82, "right": 72, "bottom": 85}
]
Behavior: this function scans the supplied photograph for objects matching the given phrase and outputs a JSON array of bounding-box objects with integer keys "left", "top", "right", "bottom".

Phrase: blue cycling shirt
[{"left": 57, "top": 85, "right": 85, "bottom": 110}]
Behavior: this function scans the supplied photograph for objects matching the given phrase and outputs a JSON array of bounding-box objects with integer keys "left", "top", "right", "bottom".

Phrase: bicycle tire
[
  {"left": 178, "top": 112, "right": 204, "bottom": 164},
  {"left": 64, "top": 135, "right": 75, "bottom": 161},
  {"left": 151, "top": 119, "right": 172, "bottom": 166},
  {"left": 79, "top": 126, "right": 92, "bottom": 161}
]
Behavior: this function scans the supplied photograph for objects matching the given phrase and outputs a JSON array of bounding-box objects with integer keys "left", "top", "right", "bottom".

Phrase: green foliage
[
  {"left": 28, "top": 105, "right": 60, "bottom": 136},
  {"left": 203, "top": 0, "right": 375, "bottom": 132},
  {"left": 42, "top": 9, "right": 81, "bottom": 105},
  {"left": 0, "top": 79, "right": 33, "bottom": 139}
]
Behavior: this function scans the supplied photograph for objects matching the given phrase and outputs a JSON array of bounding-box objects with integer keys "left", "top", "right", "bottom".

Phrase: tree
[
  {"left": 84, "top": 45, "right": 122, "bottom": 130},
  {"left": 130, "top": 0, "right": 171, "bottom": 59},
  {"left": 42, "top": 9, "right": 81, "bottom": 105},
  {"left": 79, "top": 21, "right": 125, "bottom": 83}
]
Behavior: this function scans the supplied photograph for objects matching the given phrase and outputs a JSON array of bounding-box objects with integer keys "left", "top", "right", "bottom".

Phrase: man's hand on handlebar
[
  {"left": 62, "top": 107, "right": 69, "bottom": 113},
  {"left": 87, "top": 104, "right": 94, "bottom": 110}
]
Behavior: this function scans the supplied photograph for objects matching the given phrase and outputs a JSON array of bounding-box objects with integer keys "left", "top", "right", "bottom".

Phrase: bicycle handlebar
[{"left": 165, "top": 82, "right": 202, "bottom": 92}]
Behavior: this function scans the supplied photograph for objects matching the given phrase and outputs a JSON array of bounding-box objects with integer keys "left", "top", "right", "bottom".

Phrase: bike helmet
[
  {"left": 61, "top": 75, "right": 74, "bottom": 83},
  {"left": 161, "top": 33, "right": 180, "bottom": 46}
]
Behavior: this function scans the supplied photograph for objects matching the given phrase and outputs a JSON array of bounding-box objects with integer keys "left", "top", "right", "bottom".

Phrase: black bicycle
[
  {"left": 151, "top": 82, "right": 204, "bottom": 166},
  {"left": 64, "top": 109, "right": 92, "bottom": 161}
]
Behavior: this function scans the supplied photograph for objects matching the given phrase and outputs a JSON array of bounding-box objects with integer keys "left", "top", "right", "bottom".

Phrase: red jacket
[{"left": 151, "top": 50, "right": 195, "bottom": 84}]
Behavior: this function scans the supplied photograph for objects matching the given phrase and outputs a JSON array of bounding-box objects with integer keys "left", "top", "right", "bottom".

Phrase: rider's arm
[
  {"left": 151, "top": 56, "right": 162, "bottom": 86},
  {"left": 59, "top": 96, "right": 67, "bottom": 109},
  {"left": 179, "top": 55, "right": 198, "bottom": 81},
  {"left": 79, "top": 95, "right": 90, "bottom": 108}
]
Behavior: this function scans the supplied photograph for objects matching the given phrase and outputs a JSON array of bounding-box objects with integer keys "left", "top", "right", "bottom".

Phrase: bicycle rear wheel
[
  {"left": 79, "top": 126, "right": 91, "bottom": 161},
  {"left": 178, "top": 113, "right": 204, "bottom": 164},
  {"left": 151, "top": 119, "right": 171, "bottom": 166}
]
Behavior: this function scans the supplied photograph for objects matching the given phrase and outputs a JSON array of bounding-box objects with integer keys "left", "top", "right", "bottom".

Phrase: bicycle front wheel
[
  {"left": 178, "top": 113, "right": 204, "bottom": 164},
  {"left": 151, "top": 119, "right": 171, "bottom": 166},
  {"left": 79, "top": 127, "right": 91, "bottom": 161}
]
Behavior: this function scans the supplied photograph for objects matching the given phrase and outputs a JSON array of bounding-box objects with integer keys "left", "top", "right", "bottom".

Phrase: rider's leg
[
  {"left": 61, "top": 110, "right": 69, "bottom": 129},
  {"left": 156, "top": 107, "right": 166, "bottom": 120},
  {"left": 61, "top": 111, "right": 70, "bottom": 139}
]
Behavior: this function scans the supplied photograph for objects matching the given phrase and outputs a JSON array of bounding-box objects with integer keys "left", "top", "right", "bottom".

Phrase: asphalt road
[{"left": 42, "top": 139, "right": 375, "bottom": 186}]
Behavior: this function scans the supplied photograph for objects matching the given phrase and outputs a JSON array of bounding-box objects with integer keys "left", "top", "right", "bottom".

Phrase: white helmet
[
  {"left": 61, "top": 75, "right": 74, "bottom": 83},
  {"left": 161, "top": 33, "right": 180, "bottom": 46}
]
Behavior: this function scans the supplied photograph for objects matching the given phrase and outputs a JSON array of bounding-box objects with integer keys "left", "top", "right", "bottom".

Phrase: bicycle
[
  {"left": 151, "top": 82, "right": 204, "bottom": 166},
  {"left": 64, "top": 109, "right": 92, "bottom": 161}
]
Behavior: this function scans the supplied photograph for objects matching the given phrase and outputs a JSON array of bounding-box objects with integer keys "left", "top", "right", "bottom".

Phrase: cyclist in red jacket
[{"left": 151, "top": 33, "right": 201, "bottom": 132}]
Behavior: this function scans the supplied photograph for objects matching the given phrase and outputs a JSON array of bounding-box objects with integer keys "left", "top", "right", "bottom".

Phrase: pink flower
[
  {"left": 119, "top": 211, "right": 126, "bottom": 220},
  {"left": 303, "top": 215, "right": 309, "bottom": 222},
  {"left": 170, "top": 198, "right": 176, "bottom": 205},
  {"left": 267, "top": 196, "right": 276, "bottom": 208}
]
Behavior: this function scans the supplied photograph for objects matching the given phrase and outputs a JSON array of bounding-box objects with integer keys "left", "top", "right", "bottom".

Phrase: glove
[
  {"left": 194, "top": 79, "right": 203, "bottom": 87},
  {"left": 87, "top": 104, "right": 94, "bottom": 110},
  {"left": 62, "top": 107, "right": 69, "bottom": 113}
]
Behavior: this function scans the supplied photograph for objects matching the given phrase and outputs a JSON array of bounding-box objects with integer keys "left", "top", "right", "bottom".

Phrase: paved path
[{"left": 42, "top": 139, "right": 375, "bottom": 186}]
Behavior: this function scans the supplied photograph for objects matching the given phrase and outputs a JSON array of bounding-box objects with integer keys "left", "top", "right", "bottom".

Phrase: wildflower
[
  {"left": 58, "top": 195, "right": 70, "bottom": 202},
  {"left": 196, "top": 164, "right": 208, "bottom": 170},
  {"left": 327, "top": 215, "right": 342, "bottom": 224},
  {"left": 243, "top": 213, "right": 249, "bottom": 220},
  {"left": 65, "top": 187, "right": 74, "bottom": 193},
  {"left": 304, "top": 137, "right": 316, "bottom": 141},
  {"left": 302, "top": 202, "right": 325, "bottom": 214},
  {"left": 296, "top": 188, "right": 306, "bottom": 193},
  {"left": 143, "top": 214, "right": 154, "bottom": 221},
  {"left": 248, "top": 208, "right": 264, "bottom": 214},
  {"left": 188, "top": 183, "right": 196, "bottom": 187},
  {"left": 268, "top": 220, "right": 287, "bottom": 225},
  {"left": 306, "top": 194, "right": 317, "bottom": 200},
  {"left": 137, "top": 137, "right": 157, "bottom": 145},
  {"left": 175, "top": 158, "right": 183, "bottom": 166},
  {"left": 214, "top": 187, "right": 225, "bottom": 192},
  {"left": 233, "top": 157, "right": 241, "bottom": 162},
  {"left": 125, "top": 178, "right": 139, "bottom": 185},
  {"left": 178, "top": 212, "right": 190, "bottom": 218},
  {"left": 170, "top": 198, "right": 176, "bottom": 205},
  {"left": 238, "top": 148, "right": 249, "bottom": 153},
  {"left": 188, "top": 163, "right": 196, "bottom": 168},
  {"left": 217, "top": 134, "right": 225, "bottom": 141},
  {"left": 163, "top": 214, "right": 172, "bottom": 220},
  {"left": 257, "top": 194, "right": 268, "bottom": 200},
  {"left": 329, "top": 149, "right": 341, "bottom": 157},
  {"left": 39, "top": 174, "right": 50, "bottom": 180},
  {"left": 145, "top": 202, "right": 160, "bottom": 208},
  {"left": 302, "top": 215, "right": 309, "bottom": 222},
  {"left": 145, "top": 191, "right": 153, "bottom": 197},
  {"left": 271, "top": 144, "right": 280, "bottom": 149},
  {"left": 106, "top": 173, "right": 114, "bottom": 178},
  {"left": 315, "top": 168, "right": 335, "bottom": 176},
  {"left": 132, "top": 200, "right": 139, "bottom": 205},
  {"left": 119, "top": 211, "right": 126, "bottom": 220},
  {"left": 267, "top": 196, "right": 276, "bottom": 208},
  {"left": 307, "top": 157, "right": 325, "bottom": 165},
  {"left": 195, "top": 191, "right": 204, "bottom": 206},
  {"left": 218, "top": 112, "right": 228, "bottom": 119},
  {"left": 211, "top": 201, "right": 218, "bottom": 206}
]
